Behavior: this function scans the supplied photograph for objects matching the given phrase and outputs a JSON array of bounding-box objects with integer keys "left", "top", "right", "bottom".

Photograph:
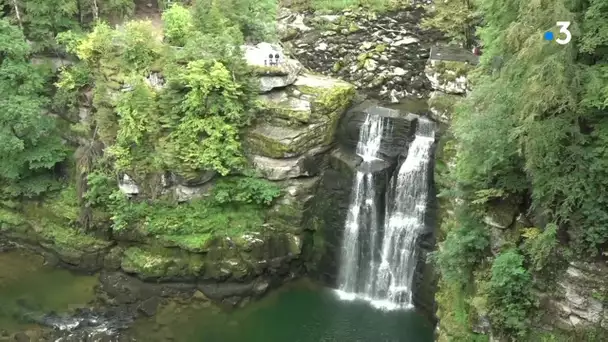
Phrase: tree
[
  {"left": 0, "top": 19, "right": 67, "bottom": 199},
  {"left": 422, "top": 0, "right": 480, "bottom": 48}
]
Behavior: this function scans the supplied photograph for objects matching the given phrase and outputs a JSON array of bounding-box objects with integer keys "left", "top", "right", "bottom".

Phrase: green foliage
[
  {"left": 20, "top": 0, "right": 80, "bottom": 51},
  {"left": 161, "top": 59, "right": 256, "bottom": 176},
  {"left": 108, "top": 191, "right": 267, "bottom": 245},
  {"left": 192, "top": 0, "right": 277, "bottom": 42},
  {"left": 0, "top": 19, "right": 68, "bottom": 199},
  {"left": 434, "top": 209, "right": 490, "bottom": 286},
  {"left": 107, "top": 75, "right": 162, "bottom": 175},
  {"left": 487, "top": 249, "right": 534, "bottom": 338},
  {"left": 421, "top": 0, "right": 479, "bottom": 48},
  {"left": 211, "top": 176, "right": 282, "bottom": 205},
  {"left": 451, "top": 0, "right": 608, "bottom": 255},
  {"left": 522, "top": 224, "right": 560, "bottom": 272},
  {"left": 161, "top": 3, "right": 194, "bottom": 46}
]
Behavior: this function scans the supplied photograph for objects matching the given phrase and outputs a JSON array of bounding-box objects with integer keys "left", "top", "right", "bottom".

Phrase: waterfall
[
  {"left": 336, "top": 115, "right": 435, "bottom": 311},
  {"left": 336, "top": 114, "right": 388, "bottom": 296}
]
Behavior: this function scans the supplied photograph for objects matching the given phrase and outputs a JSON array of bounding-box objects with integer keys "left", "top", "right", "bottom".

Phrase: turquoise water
[{"left": 132, "top": 280, "right": 435, "bottom": 342}]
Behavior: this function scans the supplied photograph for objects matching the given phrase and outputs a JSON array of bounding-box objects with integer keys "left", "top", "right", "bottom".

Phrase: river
[{"left": 0, "top": 248, "right": 435, "bottom": 342}]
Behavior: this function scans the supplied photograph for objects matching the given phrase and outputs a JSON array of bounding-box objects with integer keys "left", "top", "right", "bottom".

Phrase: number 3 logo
[{"left": 556, "top": 21, "right": 572, "bottom": 45}]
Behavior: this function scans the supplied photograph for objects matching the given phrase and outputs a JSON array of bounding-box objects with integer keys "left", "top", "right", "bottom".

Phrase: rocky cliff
[
  {"left": 0, "top": 41, "right": 358, "bottom": 308},
  {"left": 431, "top": 48, "right": 608, "bottom": 340}
]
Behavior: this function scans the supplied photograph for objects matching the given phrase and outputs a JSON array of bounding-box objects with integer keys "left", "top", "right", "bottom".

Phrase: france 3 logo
[{"left": 544, "top": 22, "right": 572, "bottom": 45}]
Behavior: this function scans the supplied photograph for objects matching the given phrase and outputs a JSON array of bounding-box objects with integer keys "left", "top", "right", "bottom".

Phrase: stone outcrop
[
  {"left": 542, "top": 262, "right": 608, "bottom": 330},
  {"left": 244, "top": 73, "right": 356, "bottom": 159},
  {"left": 278, "top": 6, "right": 440, "bottom": 102},
  {"left": 243, "top": 42, "right": 303, "bottom": 92}
]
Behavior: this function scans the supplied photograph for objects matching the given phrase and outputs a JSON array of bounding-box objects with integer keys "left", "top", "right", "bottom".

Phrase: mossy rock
[
  {"left": 121, "top": 246, "right": 204, "bottom": 280},
  {"left": 258, "top": 91, "right": 312, "bottom": 124},
  {"left": 1, "top": 197, "right": 113, "bottom": 269},
  {"left": 245, "top": 74, "right": 356, "bottom": 158},
  {"left": 244, "top": 74, "right": 355, "bottom": 158}
]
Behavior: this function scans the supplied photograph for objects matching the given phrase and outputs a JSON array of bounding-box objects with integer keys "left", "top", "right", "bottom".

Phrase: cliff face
[
  {"left": 0, "top": 41, "right": 359, "bottom": 307},
  {"left": 430, "top": 48, "right": 608, "bottom": 340}
]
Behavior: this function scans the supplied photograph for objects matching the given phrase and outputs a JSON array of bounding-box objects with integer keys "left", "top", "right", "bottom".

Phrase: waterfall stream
[{"left": 336, "top": 114, "right": 435, "bottom": 311}]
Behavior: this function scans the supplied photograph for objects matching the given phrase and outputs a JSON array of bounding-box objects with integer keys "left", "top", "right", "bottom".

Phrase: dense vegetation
[
  {"left": 0, "top": 0, "right": 283, "bottom": 248},
  {"left": 428, "top": 0, "right": 608, "bottom": 340}
]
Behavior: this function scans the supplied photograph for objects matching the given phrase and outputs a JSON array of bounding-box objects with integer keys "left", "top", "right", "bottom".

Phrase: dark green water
[
  {"left": 0, "top": 249, "right": 98, "bottom": 332},
  {"left": 132, "top": 280, "right": 435, "bottom": 342},
  {"left": 0, "top": 249, "right": 434, "bottom": 341}
]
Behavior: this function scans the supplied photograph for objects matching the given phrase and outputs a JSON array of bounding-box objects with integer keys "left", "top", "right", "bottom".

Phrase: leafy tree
[
  {"left": 161, "top": 59, "right": 255, "bottom": 176},
  {"left": 422, "top": 0, "right": 480, "bottom": 48},
  {"left": 487, "top": 249, "right": 534, "bottom": 337},
  {"left": 0, "top": 19, "right": 67, "bottom": 199},
  {"left": 192, "top": 0, "right": 277, "bottom": 42},
  {"left": 434, "top": 208, "right": 490, "bottom": 286},
  {"left": 161, "top": 3, "right": 194, "bottom": 46},
  {"left": 452, "top": 0, "right": 608, "bottom": 254}
]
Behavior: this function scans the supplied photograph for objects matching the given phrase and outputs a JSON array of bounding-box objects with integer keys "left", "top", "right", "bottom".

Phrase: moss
[
  {"left": 1, "top": 185, "right": 112, "bottom": 261},
  {"left": 121, "top": 246, "right": 204, "bottom": 280},
  {"left": 159, "top": 233, "right": 214, "bottom": 252},
  {"left": 251, "top": 65, "right": 287, "bottom": 76},
  {"left": 428, "top": 92, "right": 462, "bottom": 115},
  {"left": 260, "top": 99, "right": 311, "bottom": 124},
  {"left": 356, "top": 52, "right": 372, "bottom": 67},
  {"left": 374, "top": 44, "right": 386, "bottom": 53},
  {"left": 317, "top": 85, "right": 356, "bottom": 143},
  {"left": 244, "top": 130, "right": 291, "bottom": 158},
  {"left": 431, "top": 60, "right": 474, "bottom": 84},
  {"left": 348, "top": 22, "right": 360, "bottom": 32},
  {"left": 117, "top": 199, "right": 267, "bottom": 252},
  {"left": 265, "top": 200, "right": 304, "bottom": 232},
  {"left": 282, "top": 27, "right": 299, "bottom": 41},
  {"left": 332, "top": 60, "right": 344, "bottom": 72}
]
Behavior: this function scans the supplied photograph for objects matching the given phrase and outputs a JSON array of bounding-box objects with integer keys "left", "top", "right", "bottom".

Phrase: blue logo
[{"left": 543, "top": 31, "right": 554, "bottom": 41}]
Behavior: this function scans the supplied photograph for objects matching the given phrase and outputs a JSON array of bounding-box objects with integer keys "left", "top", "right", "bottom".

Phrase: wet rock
[
  {"left": 137, "top": 297, "right": 160, "bottom": 317},
  {"left": 424, "top": 46, "right": 477, "bottom": 94},
  {"left": 336, "top": 100, "right": 416, "bottom": 161},
  {"left": 198, "top": 282, "right": 253, "bottom": 300}
]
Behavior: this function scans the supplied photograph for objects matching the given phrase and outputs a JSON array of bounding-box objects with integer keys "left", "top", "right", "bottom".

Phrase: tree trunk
[
  {"left": 92, "top": 0, "right": 99, "bottom": 20},
  {"left": 11, "top": 0, "right": 23, "bottom": 29}
]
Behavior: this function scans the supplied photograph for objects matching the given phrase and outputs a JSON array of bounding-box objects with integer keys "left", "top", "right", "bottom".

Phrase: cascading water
[
  {"left": 336, "top": 113, "right": 388, "bottom": 297},
  {"left": 336, "top": 116, "right": 435, "bottom": 311}
]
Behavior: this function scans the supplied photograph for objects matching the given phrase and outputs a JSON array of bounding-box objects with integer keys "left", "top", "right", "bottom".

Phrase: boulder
[
  {"left": 428, "top": 91, "right": 462, "bottom": 123},
  {"left": 118, "top": 174, "right": 139, "bottom": 196},
  {"left": 251, "top": 146, "right": 329, "bottom": 180},
  {"left": 424, "top": 46, "right": 477, "bottom": 94},
  {"left": 245, "top": 74, "right": 355, "bottom": 158},
  {"left": 242, "top": 42, "right": 303, "bottom": 93}
]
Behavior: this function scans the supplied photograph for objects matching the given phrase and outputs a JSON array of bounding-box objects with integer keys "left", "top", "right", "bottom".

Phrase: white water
[
  {"left": 336, "top": 114, "right": 388, "bottom": 294},
  {"left": 336, "top": 117, "right": 435, "bottom": 311}
]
